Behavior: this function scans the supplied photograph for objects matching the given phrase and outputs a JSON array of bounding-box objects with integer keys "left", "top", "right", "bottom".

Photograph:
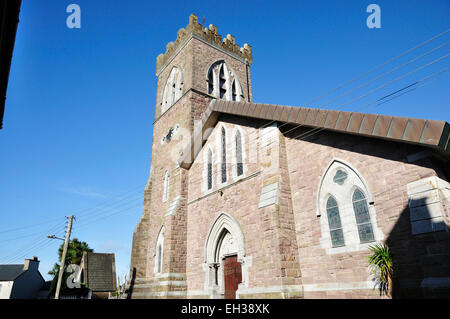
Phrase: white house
[{"left": 0, "top": 257, "right": 45, "bottom": 299}]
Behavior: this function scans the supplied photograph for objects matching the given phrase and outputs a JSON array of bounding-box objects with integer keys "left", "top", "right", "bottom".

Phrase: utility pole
[{"left": 55, "top": 215, "right": 74, "bottom": 299}]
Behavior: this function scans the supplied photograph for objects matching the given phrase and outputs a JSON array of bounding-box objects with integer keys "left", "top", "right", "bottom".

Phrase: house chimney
[{"left": 24, "top": 256, "right": 40, "bottom": 271}]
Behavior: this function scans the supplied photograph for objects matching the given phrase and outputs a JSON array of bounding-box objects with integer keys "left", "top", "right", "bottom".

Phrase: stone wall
[
  {"left": 284, "top": 126, "right": 450, "bottom": 298},
  {"left": 185, "top": 116, "right": 303, "bottom": 299}
]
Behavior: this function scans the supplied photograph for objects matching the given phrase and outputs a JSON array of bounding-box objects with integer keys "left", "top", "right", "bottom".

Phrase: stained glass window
[
  {"left": 207, "top": 149, "right": 213, "bottom": 190},
  {"left": 326, "top": 196, "right": 345, "bottom": 247},
  {"left": 236, "top": 130, "right": 243, "bottom": 176},
  {"left": 221, "top": 128, "right": 227, "bottom": 183},
  {"left": 333, "top": 169, "right": 348, "bottom": 185},
  {"left": 352, "top": 189, "right": 375, "bottom": 243}
]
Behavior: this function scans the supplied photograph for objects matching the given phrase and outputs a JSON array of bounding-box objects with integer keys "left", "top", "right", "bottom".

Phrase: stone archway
[{"left": 203, "top": 213, "right": 249, "bottom": 299}]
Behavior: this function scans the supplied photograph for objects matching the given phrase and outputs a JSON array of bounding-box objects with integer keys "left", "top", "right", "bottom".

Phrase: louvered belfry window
[{"left": 206, "top": 61, "right": 243, "bottom": 101}]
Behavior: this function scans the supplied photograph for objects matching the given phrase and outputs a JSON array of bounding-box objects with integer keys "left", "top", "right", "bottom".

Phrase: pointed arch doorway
[{"left": 204, "top": 213, "right": 248, "bottom": 299}]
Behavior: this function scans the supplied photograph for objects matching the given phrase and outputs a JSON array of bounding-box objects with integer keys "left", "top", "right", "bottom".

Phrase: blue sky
[{"left": 0, "top": 1, "right": 449, "bottom": 282}]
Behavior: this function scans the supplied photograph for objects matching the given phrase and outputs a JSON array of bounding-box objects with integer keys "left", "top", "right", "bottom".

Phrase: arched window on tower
[
  {"left": 221, "top": 127, "right": 227, "bottom": 183},
  {"left": 235, "top": 130, "right": 243, "bottom": 177},
  {"left": 206, "top": 61, "right": 243, "bottom": 101},
  {"left": 161, "top": 67, "right": 183, "bottom": 114},
  {"left": 163, "top": 170, "right": 170, "bottom": 202}
]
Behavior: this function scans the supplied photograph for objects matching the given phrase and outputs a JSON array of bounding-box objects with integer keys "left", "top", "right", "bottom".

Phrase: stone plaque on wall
[{"left": 83, "top": 252, "right": 116, "bottom": 292}]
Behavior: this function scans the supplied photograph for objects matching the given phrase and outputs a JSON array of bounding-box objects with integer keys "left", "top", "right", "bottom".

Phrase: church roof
[{"left": 178, "top": 100, "right": 450, "bottom": 169}]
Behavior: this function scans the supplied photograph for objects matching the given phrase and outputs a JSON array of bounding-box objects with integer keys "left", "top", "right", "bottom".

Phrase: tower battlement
[{"left": 156, "top": 14, "right": 252, "bottom": 75}]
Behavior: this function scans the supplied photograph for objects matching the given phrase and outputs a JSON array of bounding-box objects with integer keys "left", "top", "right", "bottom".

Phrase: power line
[
  {"left": 304, "top": 28, "right": 449, "bottom": 105},
  {"left": 0, "top": 183, "right": 146, "bottom": 235},
  {"left": 74, "top": 202, "right": 142, "bottom": 231},
  {"left": 73, "top": 194, "right": 143, "bottom": 224},
  {"left": 65, "top": 183, "right": 146, "bottom": 219},
  {"left": 319, "top": 41, "right": 449, "bottom": 108},
  {"left": 230, "top": 52, "right": 449, "bottom": 157},
  {"left": 1, "top": 222, "right": 65, "bottom": 264},
  {"left": 1, "top": 229, "right": 64, "bottom": 264},
  {"left": 336, "top": 53, "right": 448, "bottom": 110},
  {"left": 375, "top": 70, "right": 449, "bottom": 107},
  {"left": 217, "top": 31, "right": 450, "bottom": 155},
  {"left": 288, "top": 66, "right": 450, "bottom": 142},
  {"left": 5, "top": 237, "right": 61, "bottom": 265},
  {"left": 0, "top": 217, "right": 64, "bottom": 235}
]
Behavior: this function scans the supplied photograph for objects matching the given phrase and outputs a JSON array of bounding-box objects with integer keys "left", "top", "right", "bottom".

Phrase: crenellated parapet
[{"left": 156, "top": 14, "right": 252, "bottom": 74}]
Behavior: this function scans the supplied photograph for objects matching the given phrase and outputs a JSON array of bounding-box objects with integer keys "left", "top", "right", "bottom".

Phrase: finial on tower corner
[
  {"left": 209, "top": 24, "right": 217, "bottom": 34},
  {"left": 189, "top": 14, "right": 198, "bottom": 25},
  {"left": 226, "top": 34, "right": 235, "bottom": 44}
]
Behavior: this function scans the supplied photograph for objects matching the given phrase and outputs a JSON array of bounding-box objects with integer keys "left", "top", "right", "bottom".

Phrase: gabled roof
[
  {"left": 178, "top": 100, "right": 450, "bottom": 169},
  {"left": 0, "top": 264, "right": 25, "bottom": 281}
]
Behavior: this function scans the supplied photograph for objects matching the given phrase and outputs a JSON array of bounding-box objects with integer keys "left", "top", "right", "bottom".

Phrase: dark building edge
[{"left": 0, "top": 0, "right": 22, "bottom": 130}]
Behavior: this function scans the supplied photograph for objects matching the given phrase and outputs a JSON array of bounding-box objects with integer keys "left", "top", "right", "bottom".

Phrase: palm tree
[{"left": 368, "top": 242, "right": 393, "bottom": 297}]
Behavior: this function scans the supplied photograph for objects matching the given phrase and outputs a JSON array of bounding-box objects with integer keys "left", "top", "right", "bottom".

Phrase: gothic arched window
[
  {"left": 352, "top": 189, "right": 375, "bottom": 243},
  {"left": 161, "top": 67, "right": 183, "bottom": 113},
  {"left": 317, "top": 160, "right": 382, "bottom": 254},
  {"left": 221, "top": 127, "right": 227, "bottom": 183},
  {"left": 235, "top": 130, "right": 243, "bottom": 176},
  {"left": 207, "top": 149, "right": 213, "bottom": 190},
  {"left": 206, "top": 61, "right": 243, "bottom": 101},
  {"left": 154, "top": 226, "right": 164, "bottom": 274},
  {"left": 163, "top": 170, "right": 170, "bottom": 202},
  {"left": 326, "top": 196, "right": 345, "bottom": 247}
]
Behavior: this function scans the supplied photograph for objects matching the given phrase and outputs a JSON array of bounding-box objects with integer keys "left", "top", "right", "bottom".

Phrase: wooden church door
[{"left": 223, "top": 255, "right": 242, "bottom": 299}]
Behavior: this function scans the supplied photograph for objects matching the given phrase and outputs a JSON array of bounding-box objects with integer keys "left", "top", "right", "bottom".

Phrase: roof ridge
[{"left": 178, "top": 100, "right": 449, "bottom": 169}]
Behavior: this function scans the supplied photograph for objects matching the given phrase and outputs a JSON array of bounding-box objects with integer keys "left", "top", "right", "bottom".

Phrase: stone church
[{"left": 128, "top": 14, "right": 450, "bottom": 299}]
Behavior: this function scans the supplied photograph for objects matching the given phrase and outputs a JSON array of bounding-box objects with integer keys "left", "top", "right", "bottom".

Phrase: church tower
[{"left": 129, "top": 14, "right": 253, "bottom": 298}]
